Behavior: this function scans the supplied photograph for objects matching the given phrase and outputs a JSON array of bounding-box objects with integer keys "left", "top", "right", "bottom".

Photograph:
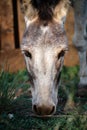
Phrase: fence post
[
  {"left": 0, "top": 25, "right": 1, "bottom": 50},
  {"left": 12, "top": 0, "right": 20, "bottom": 49}
]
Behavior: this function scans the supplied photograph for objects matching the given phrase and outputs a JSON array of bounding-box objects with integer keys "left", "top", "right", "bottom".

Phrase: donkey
[
  {"left": 20, "top": 0, "right": 87, "bottom": 116},
  {"left": 71, "top": 0, "right": 87, "bottom": 87}
]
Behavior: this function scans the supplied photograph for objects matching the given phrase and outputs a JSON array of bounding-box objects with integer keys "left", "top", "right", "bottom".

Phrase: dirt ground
[{"left": 0, "top": 8, "right": 79, "bottom": 72}]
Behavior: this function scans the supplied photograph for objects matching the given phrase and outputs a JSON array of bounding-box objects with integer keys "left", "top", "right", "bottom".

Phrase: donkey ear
[
  {"left": 54, "top": 0, "right": 70, "bottom": 24},
  {"left": 20, "top": 0, "right": 37, "bottom": 27}
]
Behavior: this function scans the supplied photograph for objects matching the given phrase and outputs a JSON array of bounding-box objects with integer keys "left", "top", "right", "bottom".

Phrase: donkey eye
[
  {"left": 24, "top": 51, "right": 32, "bottom": 59},
  {"left": 58, "top": 50, "right": 65, "bottom": 60}
]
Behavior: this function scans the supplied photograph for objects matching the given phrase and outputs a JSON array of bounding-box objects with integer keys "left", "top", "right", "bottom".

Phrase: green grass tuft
[{"left": 0, "top": 69, "right": 29, "bottom": 107}]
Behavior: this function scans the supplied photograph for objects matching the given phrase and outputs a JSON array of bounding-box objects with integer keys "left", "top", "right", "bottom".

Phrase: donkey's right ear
[{"left": 19, "top": 0, "right": 37, "bottom": 27}]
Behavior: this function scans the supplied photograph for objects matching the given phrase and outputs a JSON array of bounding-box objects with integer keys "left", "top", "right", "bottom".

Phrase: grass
[
  {"left": 0, "top": 69, "right": 29, "bottom": 108},
  {"left": 0, "top": 66, "right": 87, "bottom": 130}
]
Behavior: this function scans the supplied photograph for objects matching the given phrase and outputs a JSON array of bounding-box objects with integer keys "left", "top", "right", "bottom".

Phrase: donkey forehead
[{"left": 21, "top": 22, "right": 68, "bottom": 49}]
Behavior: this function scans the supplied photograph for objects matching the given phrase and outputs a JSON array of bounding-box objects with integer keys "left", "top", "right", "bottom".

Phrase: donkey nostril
[
  {"left": 50, "top": 106, "right": 55, "bottom": 115},
  {"left": 33, "top": 105, "right": 37, "bottom": 113},
  {"left": 33, "top": 105, "right": 41, "bottom": 115}
]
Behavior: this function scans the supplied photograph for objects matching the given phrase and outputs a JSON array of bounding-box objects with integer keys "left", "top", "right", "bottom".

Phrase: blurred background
[{"left": 0, "top": 0, "right": 79, "bottom": 72}]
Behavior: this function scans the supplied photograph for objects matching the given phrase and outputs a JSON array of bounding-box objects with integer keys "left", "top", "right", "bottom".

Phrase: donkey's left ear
[
  {"left": 19, "top": 0, "right": 37, "bottom": 27},
  {"left": 54, "top": 0, "right": 70, "bottom": 24}
]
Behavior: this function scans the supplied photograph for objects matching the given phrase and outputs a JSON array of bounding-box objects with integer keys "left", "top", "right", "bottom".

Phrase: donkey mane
[
  {"left": 20, "top": 0, "right": 70, "bottom": 22},
  {"left": 31, "top": 0, "right": 61, "bottom": 20}
]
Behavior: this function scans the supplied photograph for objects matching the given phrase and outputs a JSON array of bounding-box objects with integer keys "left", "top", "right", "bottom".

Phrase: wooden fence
[{"left": 0, "top": 0, "right": 24, "bottom": 50}]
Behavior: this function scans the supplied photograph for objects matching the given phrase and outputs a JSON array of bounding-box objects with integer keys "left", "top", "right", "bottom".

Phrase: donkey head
[{"left": 20, "top": 0, "right": 69, "bottom": 116}]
